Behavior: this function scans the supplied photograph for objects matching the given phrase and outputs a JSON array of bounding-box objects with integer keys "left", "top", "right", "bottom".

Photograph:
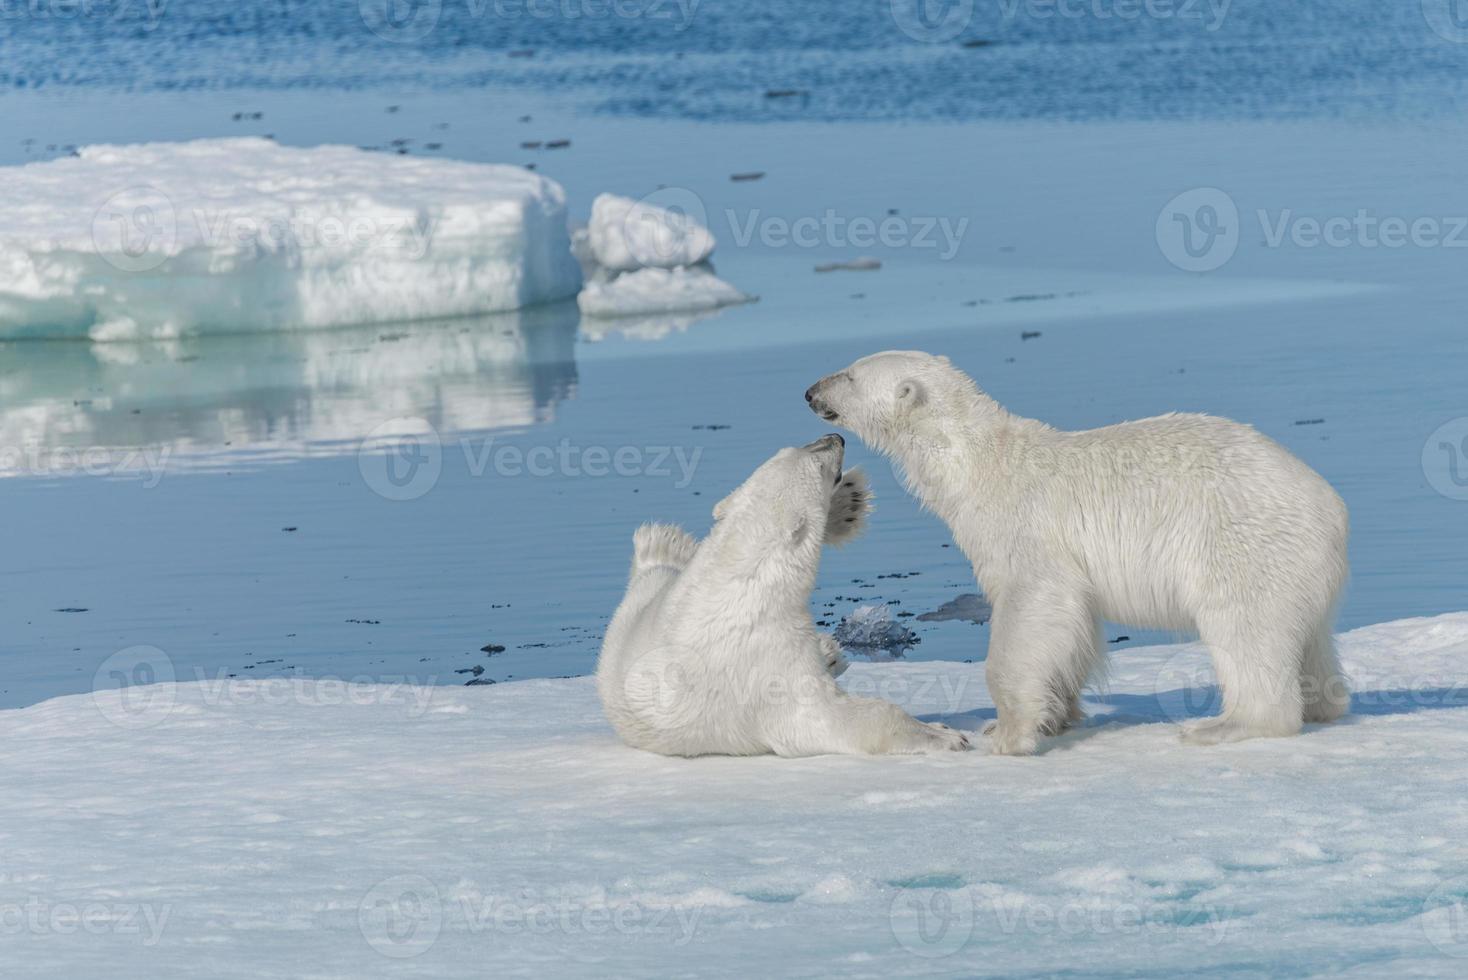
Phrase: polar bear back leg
[
  {"left": 1300, "top": 620, "right": 1349, "bottom": 723},
  {"left": 1184, "top": 613, "right": 1305, "bottom": 744},
  {"left": 767, "top": 688, "right": 969, "bottom": 757},
  {"left": 631, "top": 523, "right": 698, "bottom": 575}
]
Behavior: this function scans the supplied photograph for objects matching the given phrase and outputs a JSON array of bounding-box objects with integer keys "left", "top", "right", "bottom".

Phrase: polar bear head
[
  {"left": 804, "top": 350, "right": 975, "bottom": 454},
  {"left": 694, "top": 435, "right": 869, "bottom": 600}
]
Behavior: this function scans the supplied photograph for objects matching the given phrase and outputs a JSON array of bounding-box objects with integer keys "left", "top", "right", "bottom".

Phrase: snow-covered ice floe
[
  {"left": 0, "top": 138, "right": 582, "bottom": 341},
  {"left": 576, "top": 192, "right": 753, "bottom": 318},
  {"left": 584, "top": 192, "right": 716, "bottom": 273},
  {"left": 7, "top": 613, "right": 1468, "bottom": 975}
]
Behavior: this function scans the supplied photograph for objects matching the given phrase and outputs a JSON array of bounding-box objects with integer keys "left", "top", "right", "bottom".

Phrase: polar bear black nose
[{"left": 804, "top": 384, "right": 818, "bottom": 404}]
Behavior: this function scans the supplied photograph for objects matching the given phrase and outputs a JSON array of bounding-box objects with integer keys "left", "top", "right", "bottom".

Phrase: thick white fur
[
  {"left": 806, "top": 351, "right": 1350, "bottom": 754},
  {"left": 596, "top": 436, "right": 970, "bottom": 758}
]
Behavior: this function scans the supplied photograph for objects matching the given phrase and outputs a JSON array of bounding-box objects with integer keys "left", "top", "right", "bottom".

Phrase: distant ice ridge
[
  {"left": 576, "top": 192, "right": 753, "bottom": 318},
  {"left": 0, "top": 139, "right": 583, "bottom": 341}
]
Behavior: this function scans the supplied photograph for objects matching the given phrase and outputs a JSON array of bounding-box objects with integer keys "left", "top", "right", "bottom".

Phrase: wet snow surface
[{"left": 5, "top": 613, "right": 1467, "bottom": 975}]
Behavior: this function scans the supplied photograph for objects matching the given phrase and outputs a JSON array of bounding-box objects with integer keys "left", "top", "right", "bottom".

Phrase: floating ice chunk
[
  {"left": 832, "top": 604, "right": 919, "bottom": 653},
  {"left": 814, "top": 257, "right": 882, "bottom": 273},
  {"left": 0, "top": 138, "right": 583, "bottom": 341},
  {"left": 586, "top": 192, "right": 717, "bottom": 272},
  {"left": 577, "top": 266, "right": 753, "bottom": 318},
  {"left": 917, "top": 593, "right": 993, "bottom": 625}
]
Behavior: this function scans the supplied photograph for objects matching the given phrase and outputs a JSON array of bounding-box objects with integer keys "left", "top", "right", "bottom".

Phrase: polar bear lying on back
[
  {"left": 806, "top": 351, "right": 1350, "bottom": 755},
  {"left": 597, "top": 434, "right": 970, "bottom": 757}
]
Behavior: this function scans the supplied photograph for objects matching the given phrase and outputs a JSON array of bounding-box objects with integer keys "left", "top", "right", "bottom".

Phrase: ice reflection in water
[{"left": 0, "top": 302, "right": 585, "bottom": 478}]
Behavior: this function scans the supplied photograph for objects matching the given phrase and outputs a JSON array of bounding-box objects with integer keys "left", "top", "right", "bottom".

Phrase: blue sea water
[
  {"left": 3, "top": 0, "right": 1468, "bottom": 121},
  {"left": 1, "top": 4, "right": 1466, "bottom": 706}
]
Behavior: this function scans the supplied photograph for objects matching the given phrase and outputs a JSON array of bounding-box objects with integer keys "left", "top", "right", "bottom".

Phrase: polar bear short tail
[
  {"left": 824, "top": 467, "right": 871, "bottom": 547},
  {"left": 631, "top": 523, "right": 699, "bottom": 575}
]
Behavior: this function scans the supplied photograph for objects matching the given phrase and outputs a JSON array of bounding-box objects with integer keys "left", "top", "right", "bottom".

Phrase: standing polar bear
[
  {"left": 805, "top": 351, "right": 1350, "bottom": 754},
  {"left": 597, "top": 434, "right": 970, "bottom": 757}
]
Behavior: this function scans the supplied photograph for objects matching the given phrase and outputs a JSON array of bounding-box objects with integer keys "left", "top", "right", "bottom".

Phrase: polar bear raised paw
[{"left": 823, "top": 467, "right": 870, "bottom": 546}]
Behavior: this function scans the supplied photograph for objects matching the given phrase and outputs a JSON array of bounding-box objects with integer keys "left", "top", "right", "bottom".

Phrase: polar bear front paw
[
  {"left": 919, "top": 722, "right": 971, "bottom": 752},
  {"left": 823, "top": 468, "right": 870, "bottom": 546},
  {"left": 986, "top": 720, "right": 1038, "bottom": 756}
]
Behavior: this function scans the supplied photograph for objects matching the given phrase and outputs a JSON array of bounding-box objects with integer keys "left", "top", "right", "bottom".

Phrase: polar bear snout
[
  {"left": 801, "top": 433, "right": 845, "bottom": 485},
  {"left": 804, "top": 374, "right": 847, "bottom": 422},
  {"left": 801, "top": 433, "right": 843, "bottom": 452}
]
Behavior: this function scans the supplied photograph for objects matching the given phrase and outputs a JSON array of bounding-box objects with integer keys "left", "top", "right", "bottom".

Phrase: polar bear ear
[{"left": 896, "top": 377, "right": 928, "bottom": 409}]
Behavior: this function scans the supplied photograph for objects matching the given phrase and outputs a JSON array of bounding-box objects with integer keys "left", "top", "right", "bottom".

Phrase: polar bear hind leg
[
  {"left": 1300, "top": 619, "right": 1349, "bottom": 723},
  {"left": 768, "top": 691, "right": 969, "bottom": 757},
  {"left": 631, "top": 523, "right": 698, "bottom": 575},
  {"left": 1183, "top": 612, "right": 1304, "bottom": 744}
]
